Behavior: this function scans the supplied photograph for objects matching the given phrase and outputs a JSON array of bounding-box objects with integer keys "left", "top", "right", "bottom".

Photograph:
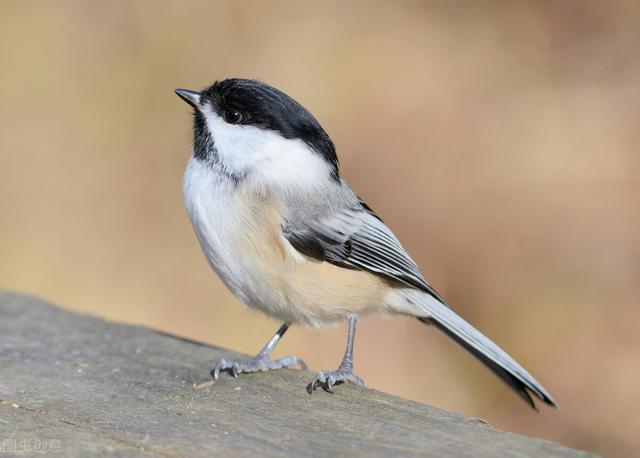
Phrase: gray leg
[
  {"left": 309, "top": 314, "right": 364, "bottom": 392},
  {"left": 213, "top": 323, "right": 306, "bottom": 379}
]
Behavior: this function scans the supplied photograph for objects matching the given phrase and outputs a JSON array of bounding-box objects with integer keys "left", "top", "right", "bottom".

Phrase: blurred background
[{"left": 1, "top": 0, "right": 638, "bottom": 455}]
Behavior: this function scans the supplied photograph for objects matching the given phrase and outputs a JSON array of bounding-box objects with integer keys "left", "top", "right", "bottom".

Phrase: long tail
[{"left": 402, "top": 289, "right": 557, "bottom": 410}]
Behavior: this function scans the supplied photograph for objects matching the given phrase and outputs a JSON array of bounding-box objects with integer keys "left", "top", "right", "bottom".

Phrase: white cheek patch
[
  {"left": 202, "top": 109, "right": 262, "bottom": 174},
  {"left": 202, "top": 107, "right": 332, "bottom": 189}
]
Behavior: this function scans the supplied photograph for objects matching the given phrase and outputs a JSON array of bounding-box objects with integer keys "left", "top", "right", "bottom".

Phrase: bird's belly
[
  {"left": 183, "top": 158, "right": 391, "bottom": 326},
  {"left": 190, "top": 205, "right": 392, "bottom": 326}
]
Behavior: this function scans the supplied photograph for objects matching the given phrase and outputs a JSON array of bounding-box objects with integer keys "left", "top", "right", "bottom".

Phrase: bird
[{"left": 175, "top": 78, "right": 556, "bottom": 410}]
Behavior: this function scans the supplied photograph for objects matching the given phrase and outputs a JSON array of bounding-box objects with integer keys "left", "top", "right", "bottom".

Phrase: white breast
[{"left": 183, "top": 156, "right": 256, "bottom": 305}]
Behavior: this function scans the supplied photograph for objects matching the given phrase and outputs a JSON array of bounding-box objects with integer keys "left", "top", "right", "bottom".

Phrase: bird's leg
[
  {"left": 309, "top": 314, "right": 364, "bottom": 392},
  {"left": 213, "top": 323, "right": 306, "bottom": 379}
]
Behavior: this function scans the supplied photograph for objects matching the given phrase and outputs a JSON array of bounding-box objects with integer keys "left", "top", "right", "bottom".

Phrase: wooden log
[{"left": 0, "top": 292, "right": 593, "bottom": 457}]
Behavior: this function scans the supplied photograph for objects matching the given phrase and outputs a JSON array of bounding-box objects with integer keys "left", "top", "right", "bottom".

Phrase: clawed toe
[
  {"left": 212, "top": 358, "right": 239, "bottom": 379},
  {"left": 278, "top": 355, "right": 308, "bottom": 371},
  {"left": 212, "top": 355, "right": 306, "bottom": 379},
  {"left": 308, "top": 369, "right": 365, "bottom": 393}
]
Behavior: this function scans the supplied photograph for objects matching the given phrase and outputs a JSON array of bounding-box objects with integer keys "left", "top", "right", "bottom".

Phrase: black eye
[{"left": 223, "top": 109, "right": 243, "bottom": 124}]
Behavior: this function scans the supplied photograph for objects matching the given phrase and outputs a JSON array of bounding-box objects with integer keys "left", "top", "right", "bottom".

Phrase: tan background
[{"left": 1, "top": 1, "right": 639, "bottom": 456}]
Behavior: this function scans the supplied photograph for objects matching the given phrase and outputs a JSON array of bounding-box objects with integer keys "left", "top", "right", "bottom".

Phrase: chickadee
[{"left": 176, "top": 79, "right": 556, "bottom": 409}]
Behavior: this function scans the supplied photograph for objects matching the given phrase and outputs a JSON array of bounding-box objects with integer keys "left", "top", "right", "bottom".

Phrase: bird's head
[{"left": 176, "top": 79, "right": 339, "bottom": 187}]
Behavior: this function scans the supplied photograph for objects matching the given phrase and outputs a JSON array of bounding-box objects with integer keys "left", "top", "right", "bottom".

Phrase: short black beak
[{"left": 175, "top": 89, "right": 201, "bottom": 108}]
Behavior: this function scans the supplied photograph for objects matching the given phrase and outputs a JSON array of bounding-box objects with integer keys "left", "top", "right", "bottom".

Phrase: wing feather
[{"left": 282, "top": 200, "right": 445, "bottom": 302}]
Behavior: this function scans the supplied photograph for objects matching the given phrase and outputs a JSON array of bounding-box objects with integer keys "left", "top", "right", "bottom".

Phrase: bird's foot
[
  {"left": 308, "top": 365, "right": 365, "bottom": 393},
  {"left": 212, "top": 354, "right": 306, "bottom": 379}
]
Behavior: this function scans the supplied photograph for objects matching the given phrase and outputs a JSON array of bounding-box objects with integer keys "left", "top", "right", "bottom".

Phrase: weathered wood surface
[{"left": 0, "top": 292, "right": 592, "bottom": 457}]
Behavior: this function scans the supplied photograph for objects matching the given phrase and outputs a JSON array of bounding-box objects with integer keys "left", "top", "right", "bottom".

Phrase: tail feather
[{"left": 404, "top": 290, "right": 557, "bottom": 409}]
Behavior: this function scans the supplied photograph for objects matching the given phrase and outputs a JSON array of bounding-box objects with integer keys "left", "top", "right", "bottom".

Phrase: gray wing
[{"left": 282, "top": 199, "right": 445, "bottom": 302}]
